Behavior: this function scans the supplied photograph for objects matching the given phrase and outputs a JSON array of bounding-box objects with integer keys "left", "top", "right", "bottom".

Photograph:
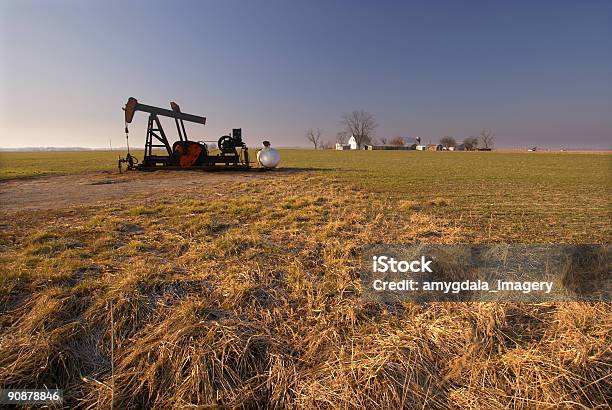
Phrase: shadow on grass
[{"left": 261, "top": 167, "right": 332, "bottom": 173}]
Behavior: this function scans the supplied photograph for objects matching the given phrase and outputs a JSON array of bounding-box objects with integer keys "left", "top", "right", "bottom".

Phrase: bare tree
[
  {"left": 463, "top": 137, "right": 479, "bottom": 151},
  {"left": 320, "top": 141, "right": 334, "bottom": 149},
  {"left": 440, "top": 136, "right": 456, "bottom": 148},
  {"left": 390, "top": 136, "right": 405, "bottom": 146},
  {"left": 379, "top": 137, "right": 388, "bottom": 145},
  {"left": 341, "top": 110, "right": 377, "bottom": 149},
  {"left": 335, "top": 131, "right": 348, "bottom": 143},
  {"left": 479, "top": 129, "right": 495, "bottom": 149},
  {"left": 305, "top": 128, "right": 322, "bottom": 149}
]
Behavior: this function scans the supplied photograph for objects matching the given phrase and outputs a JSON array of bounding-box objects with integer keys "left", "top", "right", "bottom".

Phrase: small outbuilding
[
  {"left": 364, "top": 144, "right": 416, "bottom": 150},
  {"left": 364, "top": 137, "right": 420, "bottom": 150}
]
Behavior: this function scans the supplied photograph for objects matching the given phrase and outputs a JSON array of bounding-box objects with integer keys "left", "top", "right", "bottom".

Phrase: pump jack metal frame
[{"left": 120, "top": 97, "right": 250, "bottom": 171}]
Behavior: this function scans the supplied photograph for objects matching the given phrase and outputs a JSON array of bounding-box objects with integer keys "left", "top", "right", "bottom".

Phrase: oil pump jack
[{"left": 118, "top": 97, "right": 250, "bottom": 171}]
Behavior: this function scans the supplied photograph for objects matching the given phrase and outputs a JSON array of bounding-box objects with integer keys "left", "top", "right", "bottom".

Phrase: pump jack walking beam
[{"left": 124, "top": 97, "right": 206, "bottom": 125}]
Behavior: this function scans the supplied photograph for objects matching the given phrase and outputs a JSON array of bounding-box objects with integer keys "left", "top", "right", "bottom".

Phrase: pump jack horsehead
[{"left": 118, "top": 97, "right": 252, "bottom": 171}]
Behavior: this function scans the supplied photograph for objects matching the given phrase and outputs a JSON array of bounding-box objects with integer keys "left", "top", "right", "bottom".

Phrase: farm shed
[
  {"left": 364, "top": 144, "right": 417, "bottom": 150},
  {"left": 426, "top": 144, "right": 443, "bottom": 151}
]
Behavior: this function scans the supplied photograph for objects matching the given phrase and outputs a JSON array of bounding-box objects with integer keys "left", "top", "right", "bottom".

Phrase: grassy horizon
[{"left": 2, "top": 149, "right": 609, "bottom": 242}]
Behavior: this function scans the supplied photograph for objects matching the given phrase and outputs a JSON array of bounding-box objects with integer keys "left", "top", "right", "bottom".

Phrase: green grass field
[
  {"left": 0, "top": 150, "right": 138, "bottom": 179},
  {"left": 288, "top": 150, "right": 610, "bottom": 242},
  {"left": 2, "top": 149, "right": 610, "bottom": 241}
]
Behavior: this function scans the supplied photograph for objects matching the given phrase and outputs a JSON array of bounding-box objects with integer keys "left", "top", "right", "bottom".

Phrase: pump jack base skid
[{"left": 135, "top": 164, "right": 251, "bottom": 172}]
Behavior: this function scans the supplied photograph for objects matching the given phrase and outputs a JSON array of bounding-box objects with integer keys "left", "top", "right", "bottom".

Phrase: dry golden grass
[{"left": 0, "top": 170, "right": 610, "bottom": 408}]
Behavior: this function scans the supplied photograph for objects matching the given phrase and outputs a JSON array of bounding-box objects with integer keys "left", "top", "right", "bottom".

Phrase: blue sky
[{"left": 1, "top": 0, "right": 611, "bottom": 149}]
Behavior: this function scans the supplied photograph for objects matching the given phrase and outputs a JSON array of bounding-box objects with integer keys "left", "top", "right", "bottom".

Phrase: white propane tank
[{"left": 257, "top": 141, "right": 280, "bottom": 169}]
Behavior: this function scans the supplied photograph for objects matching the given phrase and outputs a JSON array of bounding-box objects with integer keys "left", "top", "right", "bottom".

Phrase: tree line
[
  {"left": 306, "top": 110, "right": 377, "bottom": 149},
  {"left": 440, "top": 129, "right": 495, "bottom": 150},
  {"left": 306, "top": 110, "right": 495, "bottom": 150}
]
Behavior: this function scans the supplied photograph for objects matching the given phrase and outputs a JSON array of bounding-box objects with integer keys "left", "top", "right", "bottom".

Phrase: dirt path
[{"left": 0, "top": 170, "right": 270, "bottom": 211}]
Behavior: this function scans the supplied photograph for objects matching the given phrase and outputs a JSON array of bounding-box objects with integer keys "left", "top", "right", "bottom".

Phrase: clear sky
[{"left": 1, "top": 0, "right": 611, "bottom": 149}]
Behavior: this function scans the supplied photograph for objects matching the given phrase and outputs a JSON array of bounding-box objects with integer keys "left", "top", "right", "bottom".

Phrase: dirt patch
[{"left": 0, "top": 170, "right": 272, "bottom": 211}]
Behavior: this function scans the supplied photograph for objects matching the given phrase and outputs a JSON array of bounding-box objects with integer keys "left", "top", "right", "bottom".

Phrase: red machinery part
[{"left": 173, "top": 141, "right": 203, "bottom": 168}]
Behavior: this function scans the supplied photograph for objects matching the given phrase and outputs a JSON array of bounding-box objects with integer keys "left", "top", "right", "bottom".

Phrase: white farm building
[{"left": 335, "top": 135, "right": 359, "bottom": 150}]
